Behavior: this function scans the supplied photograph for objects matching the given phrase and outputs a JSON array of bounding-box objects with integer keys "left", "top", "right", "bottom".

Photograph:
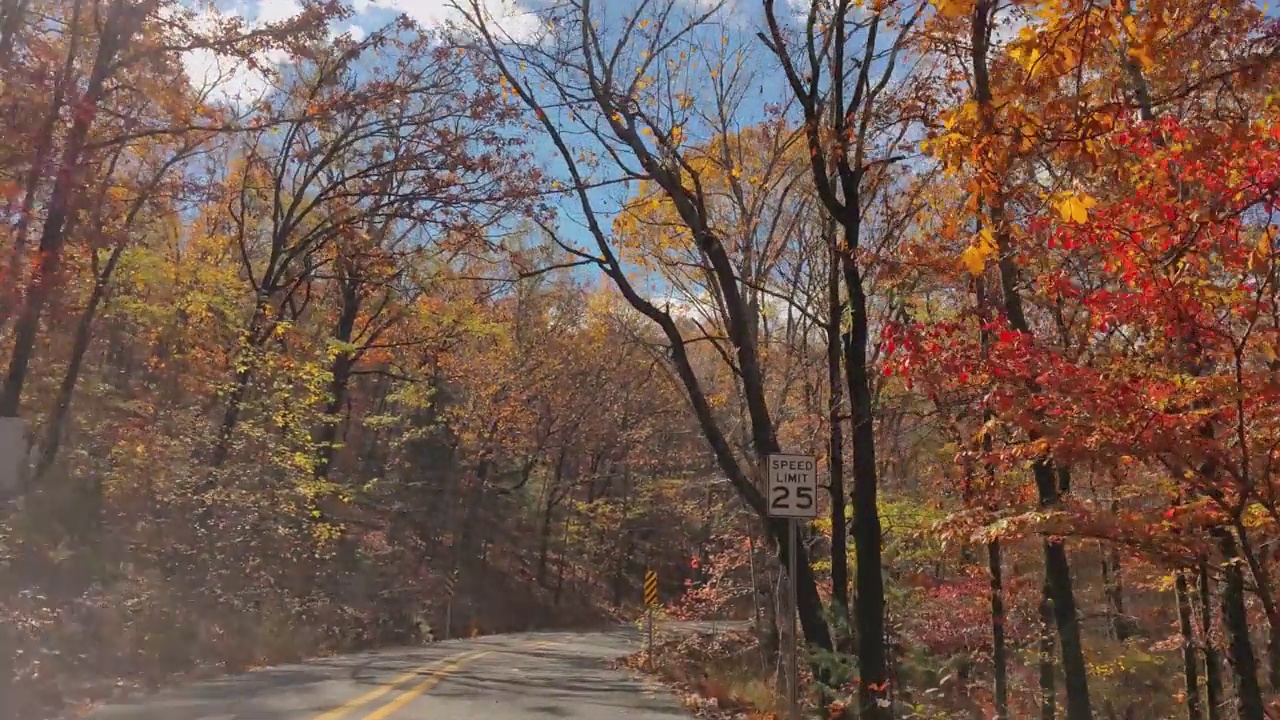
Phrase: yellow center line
[
  {"left": 310, "top": 649, "right": 485, "bottom": 720},
  {"left": 356, "top": 650, "right": 492, "bottom": 720},
  {"left": 314, "top": 639, "right": 565, "bottom": 720}
]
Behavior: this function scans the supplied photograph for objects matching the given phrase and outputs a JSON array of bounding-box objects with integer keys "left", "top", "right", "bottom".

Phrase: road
[{"left": 87, "top": 623, "right": 718, "bottom": 720}]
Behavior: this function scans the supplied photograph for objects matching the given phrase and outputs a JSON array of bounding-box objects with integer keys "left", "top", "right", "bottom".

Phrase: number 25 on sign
[{"left": 766, "top": 453, "right": 817, "bottom": 519}]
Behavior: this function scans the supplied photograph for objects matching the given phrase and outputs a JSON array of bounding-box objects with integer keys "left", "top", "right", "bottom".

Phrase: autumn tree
[
  {"left": 458, "top": 0, "right": 849, "bottom": 667},
  {"left": 892, "top": 0, "right": 1280, "bottom": 718},
  {"left": 759, "top": 0, "right": 933, "bottom": 714}
]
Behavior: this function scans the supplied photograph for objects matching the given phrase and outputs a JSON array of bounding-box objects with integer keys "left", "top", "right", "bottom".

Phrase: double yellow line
[{"left": 312, "top": 641, "right": 557, "bottom": 720}]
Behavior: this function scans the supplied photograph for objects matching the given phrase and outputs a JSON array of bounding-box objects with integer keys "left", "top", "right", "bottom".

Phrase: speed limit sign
[{"left": 766, "top": 453, "right": 817, "bottom": 519}]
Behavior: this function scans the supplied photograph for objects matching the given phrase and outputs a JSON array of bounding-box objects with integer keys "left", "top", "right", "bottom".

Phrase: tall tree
[
  {"left": 459, "top": 0, "right": 839, "bottom": 657},
  {"left": 761, "top": 0, "right": 929, "bottom": 714}
]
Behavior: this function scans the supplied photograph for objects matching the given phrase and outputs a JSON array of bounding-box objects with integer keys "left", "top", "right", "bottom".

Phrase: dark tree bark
[
  {"left": 1176, "top": 570, "right": 1204, "bottom": 720},
  {"left": 1198, "top": 559, "right": 1225, "bottom": 720},
  {"left": 312, "top": 274, "right": 360, "bottom": 480},
  {"left": 1039, "top": 572, "right": 1057, "bottom": 720},
  {"left": 1232, "top": 522, "right": 1280, "bottom": 691},
  {"left": 826, "top": 229, "right": 851, "bottom": 637},
  {"left": 1217, "top": 531, "right": 1265, "bottom": 720},
  {"left": 989, "top": 540, "right": 1010, "bottom": 720}
]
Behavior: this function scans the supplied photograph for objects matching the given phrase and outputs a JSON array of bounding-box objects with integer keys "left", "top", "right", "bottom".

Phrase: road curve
[{"left": 88, "top": 626, "right": 696, "bottom": 720}]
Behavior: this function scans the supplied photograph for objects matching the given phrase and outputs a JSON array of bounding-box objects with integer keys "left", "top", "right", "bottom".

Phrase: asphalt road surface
[{"left": 87, "top": 623, "right": 730, "bottom": 720}]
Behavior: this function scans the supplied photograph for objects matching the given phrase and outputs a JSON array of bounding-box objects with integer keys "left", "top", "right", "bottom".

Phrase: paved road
[{"left": 88, "top": 624, "right": 717, "bottom": 720}]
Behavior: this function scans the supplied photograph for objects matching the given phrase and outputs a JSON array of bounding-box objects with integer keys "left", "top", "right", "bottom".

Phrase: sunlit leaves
[
  {"left": 960, "top": 228, "right": 998, "bottom": 275},
  {"left": 931, "top": 0, "right": 976, "bottom": 18},
  {"left": 1054, "top": 192, "right": 1097, "bottom": 224}
]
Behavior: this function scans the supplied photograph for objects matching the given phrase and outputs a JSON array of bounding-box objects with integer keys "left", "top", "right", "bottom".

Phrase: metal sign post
[
  {"left": 766, "top": 453, "right": 817, "bottom": 720},
  {"left": 644, "top": 569, "right": 658, "bottom": 670}
]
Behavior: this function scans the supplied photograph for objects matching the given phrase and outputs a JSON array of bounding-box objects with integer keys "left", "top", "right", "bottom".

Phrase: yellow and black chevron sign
[{"left": 644, "top": 569, "right": 658, "bottom": 608}]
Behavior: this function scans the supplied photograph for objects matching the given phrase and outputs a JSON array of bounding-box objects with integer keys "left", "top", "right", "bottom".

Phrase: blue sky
[
  {"left": 180, "top": 0, "right": 1279, "bottom": 312},
  {"left": 178, "top": 0, "right": 810, "bottom": 293}
]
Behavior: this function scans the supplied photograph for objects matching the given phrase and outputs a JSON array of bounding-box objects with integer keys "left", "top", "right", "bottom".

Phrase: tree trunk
[
  {"left": 312, "top": 277, "right": 360, "bottom": 480},
  {"left": 0, "top": 0, "right": 78, "bottom": 335},
  {"left": 0, "top": 0, "right": 30, "bottom": 71},
  {"left": 1232, "top": 522, "right": 1280, "bottom": 691},
  {"left": 1198, "top": 559, "right": 1224, "bottom": 720},
  {"left": 1040, "top": 578, "right": 1057, "bottom": 720},
  {"left": 976, "top": 271, "right": 1006, "bottom": 720},
  {"left": 35, "top": 240, "right": 126, "bottom": 482},
  {"left": 1103, "top": 545, "right": 1136, "bottom": 720},
  {"left": 1040, "top": 512, "right": 1090, "bottom": 720},
  {"left": 211, "top": 366, "right": 253, "bottom": 467},
  {"left": 839, "top": 246, "right": 889, "bottom": 719},
  {"left": 538, "top": 450, "right": 565, "bottom": 587},
  {"left": 1103, "top": 546, "right": 1131, "bottom": 642},
  {"left": 989, "top": 540, "right": 1009, "bottom": 720},
  {"left": 1217, "top": 531, "right": 1265, "bottom": 720},
  {"left": 211, "top": 300, "right": 275, "bottom": 467},
  {"left": 1176, "top": 570, "right": 1204, "bottom": 720},
  {"left": 826, "top": 234, "right": 850, "bottom": 638}
]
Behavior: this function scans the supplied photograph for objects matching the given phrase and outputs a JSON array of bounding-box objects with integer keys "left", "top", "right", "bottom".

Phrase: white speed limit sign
[{"left": 766, "top": 453, "right": 817, "bottom": 518}]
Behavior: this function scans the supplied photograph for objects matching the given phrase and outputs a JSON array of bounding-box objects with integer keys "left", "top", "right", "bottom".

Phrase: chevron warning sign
[
  {"left": 644, "top": 569, "right": 658, "bottom": 608},
  {"left": 444, "top": 570, "right": 458, "bottom": 598}
]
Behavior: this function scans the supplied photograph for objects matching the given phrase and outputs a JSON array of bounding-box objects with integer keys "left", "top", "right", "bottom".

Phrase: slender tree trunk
[
  {"left": 1217, "top": 530, "right": 1265, "bottom": 720},
  {"left": 35, "top": 240, "right": 126, "bottom": 481},
  {"left": 1103, "top": 546, "right": 1131, "bottom": 642},
  {"left": 1232, "top": 522, "right": 1280, "bottom": 690},
  {"left": 538, "top": 493, "right": 558, "bottom": 586},
  {"left": 975, "top": 270, "right": 1007, "bottom": 720},
  {"left": 761, "top": 520, "right": 781, "bottom": 665},
  {"left": 1041, "top": 511, "right": 1089, "bottom": 719},
  {"left": 313, "top": 277, "right": 360, "bottom": 480},
  {"left": 210, "top": 299, "right": 276, "bottom": 467},
  {"left": 839, "top": 243, "right": 888, "bottom": 719},
  {"left": 989, "top": 540, "right": 1009, "bottom": 720},
  {"left": 539, "top": 450, "right": 566, "bottom": 586},
  {"left": 553, "top": 508, "right": 571, "bottom": 605},
  {"left": 0, "top": 0, "right": 30, "bottom": 70},
  {"left": 211, "top": 366, "right": 253, "bottom": 467},
  {"left": 1176, "top": 570, "right": 1204, "bottom": 720},
  {"left": 0, "top": 0, "right": 79, "bottom": 336},
  {"left": 826, "top": 233, "right": 850, "bottom": 638},
  {"left": 1198, "top": 559, "right": 1224, "bottom": 720},
  {"left": 1103, "top": 545, "right": 1136, "bottom": 720},
  {"left": 1040, "top": 576, "right": 1057, "bottom": 720}
]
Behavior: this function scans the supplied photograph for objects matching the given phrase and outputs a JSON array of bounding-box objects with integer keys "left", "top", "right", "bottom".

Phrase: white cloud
[
  {"left": 167, "top": 1, "right": 305, "bottom": 107},
  {"left": 182, "top": 47, "right": 278, "bottom": 105},
  {"left": 351, "top": 0, "right": 542, "bottom": 42},
  {"left": 254, "top": 0, "right": 303, "bottom": 25},
  {"left": 172, "top": 0, "right": 545, "bottom": 106}
]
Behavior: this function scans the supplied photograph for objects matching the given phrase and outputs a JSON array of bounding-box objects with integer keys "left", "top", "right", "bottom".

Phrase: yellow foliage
[
  {"left": 932, "top": 0, "right": 976, "bottom": 18},
  {"left": 1055, "top": 192, "right": 1097, "bottom": 224},
  {"left": 960, "top": 228, "right": 997, "bottom": 276}
]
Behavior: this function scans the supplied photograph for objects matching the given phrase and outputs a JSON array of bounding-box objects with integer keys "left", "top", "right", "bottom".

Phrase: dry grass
[{"left": 616, "top": 628, "right": 789, "bottom": 719}]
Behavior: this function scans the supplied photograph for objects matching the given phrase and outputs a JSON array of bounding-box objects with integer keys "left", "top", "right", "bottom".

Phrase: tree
[
  {"left": 760, "top": 0, "right": 931, "bottom": 714},
  {"left": 458, "top": 0, "right": 839, "bottom": 658}
]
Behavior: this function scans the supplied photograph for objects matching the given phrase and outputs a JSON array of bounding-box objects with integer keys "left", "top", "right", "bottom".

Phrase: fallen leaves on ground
[{"left": 611, "top": 628, "right": 780, "bottom": 720}]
